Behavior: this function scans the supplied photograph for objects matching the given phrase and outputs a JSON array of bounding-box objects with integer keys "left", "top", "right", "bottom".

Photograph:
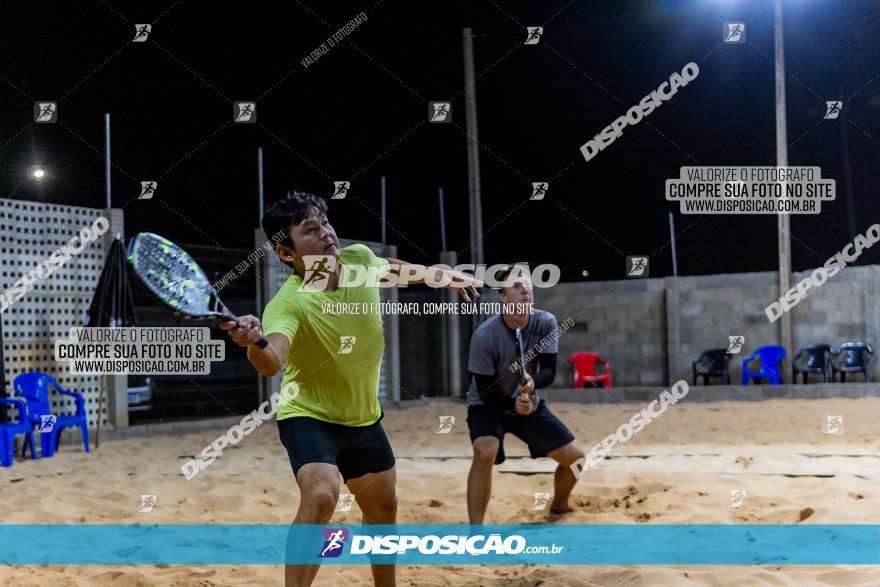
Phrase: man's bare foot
[{"left": 549, "top": 503, "right": 574, "bottom": 515}]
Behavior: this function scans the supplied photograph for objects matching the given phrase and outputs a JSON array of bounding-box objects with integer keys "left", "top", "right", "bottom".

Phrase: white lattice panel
[{"left": 1, "top": 198, "right": 109, "bottom": 430}]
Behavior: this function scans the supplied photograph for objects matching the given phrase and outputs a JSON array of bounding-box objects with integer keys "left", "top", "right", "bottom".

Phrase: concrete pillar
[
  {"left": 774, "top": 0, "right": 793, "bottom": 377},
  {"left": 101, "top": 207, "right": 128, "bottom": 428},
  {"left": 865, "top": 266, "right": 880, "bottom": 382}
]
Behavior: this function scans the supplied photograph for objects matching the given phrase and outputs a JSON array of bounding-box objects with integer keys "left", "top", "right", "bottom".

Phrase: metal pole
[
  {"left": 839, "top": 93, "right": 856, "bottom": 238},
  {"left": 381, "top": 176, "right": 387, "bottom": 245},
  {"left": 440, "top": 251, "right": 461, "bottom": 397},
  {"left": 98, "top": 113, "right": 112, "bottom": 441},
  {"left": 257, "top": 147, "right": 265, "bottom": 221},
  {"left": 668, "top": 212, "right": 679, "bottom": 277},
  {"left": 383, "top": 243, "right": 401, "bottom": 403},
  {"left": 104, "top": 113, "right": 112, "bottom": 208},
  {"left": 439, "top": 187, "right": 447, "bottom": 252},
  {"left": 463, "top": 28, "right": 484, "bottom": 268},
  {"left": 254, "top": 147, "right": 266, "bottom": 403},
  {"left": 774, "top": 0, "right": 793, "bottom": 358},
  {"left": 667, "top": 212, "right": 680, "bottom": 384}
]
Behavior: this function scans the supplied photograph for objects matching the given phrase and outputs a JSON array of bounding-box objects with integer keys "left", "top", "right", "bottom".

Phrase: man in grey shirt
[{"left": 466, "top": 267, "right": 586, "bottom": 522}]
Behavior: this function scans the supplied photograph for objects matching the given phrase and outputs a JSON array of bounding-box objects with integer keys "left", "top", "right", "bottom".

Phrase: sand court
[{"left": 1, "top": 396, "right": 878, "bottom": 585}]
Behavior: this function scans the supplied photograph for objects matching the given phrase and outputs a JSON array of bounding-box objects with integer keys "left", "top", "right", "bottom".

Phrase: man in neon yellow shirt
[{"left": 222, "top": 191, "right": 480, "bottom": 587}]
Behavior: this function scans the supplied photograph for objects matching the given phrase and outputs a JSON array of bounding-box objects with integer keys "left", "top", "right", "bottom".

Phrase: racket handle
[{"left": 221, "top": 311, "right": 270, "bottom": 349}]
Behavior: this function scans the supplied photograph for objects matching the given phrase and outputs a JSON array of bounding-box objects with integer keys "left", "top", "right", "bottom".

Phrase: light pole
[{"left": 774, "top": 0, "right": 793, "bottom": 361}]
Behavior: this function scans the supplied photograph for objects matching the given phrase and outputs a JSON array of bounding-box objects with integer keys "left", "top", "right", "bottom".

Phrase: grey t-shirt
[{"left": 466, "top": 309, "right": 559, "bottom": 407}]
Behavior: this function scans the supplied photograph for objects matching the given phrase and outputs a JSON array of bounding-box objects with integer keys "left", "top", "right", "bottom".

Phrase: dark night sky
[{"left": 2, "top": 0, "right": 879, "bottom": 281}]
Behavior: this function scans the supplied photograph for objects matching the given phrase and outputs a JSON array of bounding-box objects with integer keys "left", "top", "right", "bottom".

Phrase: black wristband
[{"left": 532, "top": 353, "right": 558, "bottom": 389}]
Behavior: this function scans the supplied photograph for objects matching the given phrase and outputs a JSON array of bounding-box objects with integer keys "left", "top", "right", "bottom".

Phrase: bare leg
[
  {"left": 547, "top": 441, "right": 585, "bottom": 514},
  {"left": 286, "top": 463, "right": 341, "bottom": 587},
  {"left": 467, "top": 436, "right": 499, "bottom": 524},
  {"left": 347, "top": 467, "right": 398, "bottom": 587}
]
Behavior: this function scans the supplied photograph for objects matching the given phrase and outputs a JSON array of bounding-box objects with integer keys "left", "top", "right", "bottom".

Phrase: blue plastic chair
[
  {"left": 742, "top": 345, "right": 787, "bottom": 385},
  {"left": 13, "top": 373, "right": 90, "bottom": 458},
  {"left": 0, "top": 397, "right": 36, "bottom": 467}
]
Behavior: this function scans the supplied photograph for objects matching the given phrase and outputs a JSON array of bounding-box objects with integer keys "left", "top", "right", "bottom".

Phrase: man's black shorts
[
  {"left": 467, "top": 399, "right": 575, "bottom": 465},
  {"left": 277, "top": 412, "right": 395, "bottom": 481}
]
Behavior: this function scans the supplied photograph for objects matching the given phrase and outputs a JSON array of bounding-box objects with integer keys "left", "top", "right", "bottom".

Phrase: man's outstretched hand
[
  {"left": 439, "top": 268, "right": 483, "bottom": 303},
  {"left": 219, "top": 314, "right": 264, "bottom": 347}
]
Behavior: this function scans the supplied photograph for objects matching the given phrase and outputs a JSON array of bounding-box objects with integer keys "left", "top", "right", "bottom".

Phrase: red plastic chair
[{"left": 569, "top": 352, "right": 613, "bottom": 388}]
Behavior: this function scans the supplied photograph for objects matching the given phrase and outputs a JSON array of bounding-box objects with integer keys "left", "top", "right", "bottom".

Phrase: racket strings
[{"left": 130, "top": 234, "right": 215, "bottom": 317}]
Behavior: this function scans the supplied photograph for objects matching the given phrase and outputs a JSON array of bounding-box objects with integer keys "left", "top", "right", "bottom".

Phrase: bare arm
[{"left": 383, "top": 257, "right": 482, "bottom": 302}]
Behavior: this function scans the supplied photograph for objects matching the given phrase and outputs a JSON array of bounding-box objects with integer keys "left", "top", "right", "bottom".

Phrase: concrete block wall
[
  {"left": 791, "top": 266, "right": 877, "bottom": 347},
  {"left": 537, "top": 279, "right": 667, "bottom": 387},
  {"left": 667, "top": 271, "right": 780, "bottom": 384},
  {"left": 534, "top": 265, "right": 880, "bottom": 387}
]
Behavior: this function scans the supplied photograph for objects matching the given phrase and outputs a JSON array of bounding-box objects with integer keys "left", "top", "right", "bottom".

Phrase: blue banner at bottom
[{"left": 0, "top": 524, "right": 877, "bottom": 565}]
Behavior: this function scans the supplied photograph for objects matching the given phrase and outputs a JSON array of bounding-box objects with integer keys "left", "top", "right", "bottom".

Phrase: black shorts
[
  {"left": 467, "top": 400, "right": 575, "bottom": 465},
  {"left": 277, "top": 413, "right": 395, "bottom": 482}
]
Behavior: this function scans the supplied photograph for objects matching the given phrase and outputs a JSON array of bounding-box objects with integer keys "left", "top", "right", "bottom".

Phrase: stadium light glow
[{"left": 29, "top": 165, "right": 46, "bottom": 180}]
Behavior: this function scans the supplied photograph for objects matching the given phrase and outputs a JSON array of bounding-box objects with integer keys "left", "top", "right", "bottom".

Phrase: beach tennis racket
[
  {"left": 128, "top": 232, "right": 269, "bottom": 349},
  {"left": 514, "top": 327, "right": 527, "bottom": 387}
]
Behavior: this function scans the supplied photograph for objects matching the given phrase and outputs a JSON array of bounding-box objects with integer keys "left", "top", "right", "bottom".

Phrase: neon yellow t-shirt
[{"left": 262, "top": 244, "right": 390, "bottom": 426}]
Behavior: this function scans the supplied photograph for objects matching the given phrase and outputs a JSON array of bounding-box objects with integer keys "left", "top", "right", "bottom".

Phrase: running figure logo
[
  {"left": 531, "top": 492, "right": 550, "bottom": 510},
  {"left": 824, "top": 101, "right": 842, "bottom": 119},
  {"left": 727, "top": 336, "right": 745, "bottom": 354},
  {"left": 139, "top": 181, "right": 157, "bottom": 200},
  {"left": 728, "top": 489, "right": 745, "bottom": 508},
  {"left": 429, "top": 101, "right": 451, "bottom": 123},
  {"left": 233, "top": 101, "right": 257, "bottom": 123},
  {"left": 336, "top": 494, "right": 354, "bottom": 512},
  {"left": 133, "top": 24, "right": 151, "bottom": 42},
  {"left": 626, "top": 256, "right": 649, "bottom": 278},
  {"left": 723, "top": 22, "right": 745, "bottom": 43},
  {"left": 34, "top": 102, "right": 57, "bottom": 123},
  {"left": 530, "top": 182, "right": 548, "bottom": 200},
  {"left": 338, "top": 336, "right": 356, "bottom": 354},
  {"left": 138, "top": 494, "right": 157, "bottom": 513},
  {"left": 436, "top": 416, "right": 455, "bottom": 434},
  {"left": 39, "top": 415, "right": 57, "bottom": 433},
  {"left": 823, "top": 415, "right": 843, "bottom": 434},
  {"left": 524, "top": 27, "right": 543, "bottom": 45},
  {"left": 319, "top": 528, "right": 349, "bottom": 558},
  {"left": 332, "top": 181, "right": 350, "bottom": 200},
  {"left": 298, "top": 255, "right": 337, "bottom": 292}
]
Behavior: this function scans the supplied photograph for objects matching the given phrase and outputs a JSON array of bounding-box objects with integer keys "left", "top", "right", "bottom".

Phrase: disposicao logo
[{"left": 319, "top": 528, "right": 349, "bottom": 558}]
